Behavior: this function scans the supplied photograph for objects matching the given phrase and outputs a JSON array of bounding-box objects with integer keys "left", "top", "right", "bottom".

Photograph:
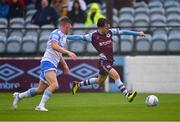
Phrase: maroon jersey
[{"left": 91, "top": 30, "right": 113, "bottom": 62}]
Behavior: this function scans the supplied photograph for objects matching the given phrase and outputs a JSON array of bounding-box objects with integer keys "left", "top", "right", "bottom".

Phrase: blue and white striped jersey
[{"left": 41, "top": 29, "right": 67, "bottom": 67}]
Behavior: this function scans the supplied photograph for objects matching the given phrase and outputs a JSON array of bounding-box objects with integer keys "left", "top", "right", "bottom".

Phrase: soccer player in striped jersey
[
  {"left": 67, "top": 18, "right": 145, "bottom": 102},
  {"left": 12, "top": 17, "right": 77, "bottom": 111}
]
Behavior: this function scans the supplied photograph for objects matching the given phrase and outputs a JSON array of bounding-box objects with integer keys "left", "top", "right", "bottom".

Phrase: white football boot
[
  {"left": 13, "top": 92, "right": 20, "bottom": 110},
  {"left": 35, "top": 106, "right": 48, "bottom": 112}
]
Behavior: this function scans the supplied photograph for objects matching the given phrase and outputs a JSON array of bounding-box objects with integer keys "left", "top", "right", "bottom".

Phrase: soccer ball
[{"left": 145, "top": 95, "right": 159, "bottom": 106}]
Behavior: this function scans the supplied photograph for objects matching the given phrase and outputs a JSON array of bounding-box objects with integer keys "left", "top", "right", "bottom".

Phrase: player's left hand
[
  {"left": 139, "top": 31, "right": 145, "bottom": 37},
  {"left": 63, "top": 64, "right": 69, "bottom": 74},
  {"left": 68, "top": 51, "right": 77, "bottom": 60}
]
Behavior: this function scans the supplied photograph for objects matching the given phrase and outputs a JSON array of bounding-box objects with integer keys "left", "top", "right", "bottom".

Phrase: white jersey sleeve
[
  {"left": 110, "top": 28, "right": 121, "bottom": 35},
  {"left": 83, "top": 33, "right": 93, "bottom": 42},
  {"left": 110, "top": 28, "right": 141, "bottom": 36},
  {"left": 67, "top": 32, "right": 93, "bottom": 42},
  {"left": 49, "top": 31, "right": 61, "bottom": 42}
]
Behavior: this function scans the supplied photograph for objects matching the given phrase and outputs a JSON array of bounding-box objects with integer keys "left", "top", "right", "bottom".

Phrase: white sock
[
  {"left": 80, "top": 78, "right": 97, "bottom": 87},
  {"left": 39, "top": 89, "right": 52, "bottom": 107},
  {"left": 115, "top": 79, "right": 128, "bottom": 97},
  {"left": 19, "top": 88, "right": 36, "bottom": 99}
]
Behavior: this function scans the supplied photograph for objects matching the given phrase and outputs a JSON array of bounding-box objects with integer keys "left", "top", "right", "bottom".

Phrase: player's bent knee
[
  {"left": 55, "top": 83, "right": 59, "bottom": 90},
  {"left": 35, "top": 88, "right": 44, "bottom": 94},
  {"left": 50, "top": 83, "right": 59, "bottom": 90},
  {"left": 96, "top": 80, "right": 104, "bottom": 85}
]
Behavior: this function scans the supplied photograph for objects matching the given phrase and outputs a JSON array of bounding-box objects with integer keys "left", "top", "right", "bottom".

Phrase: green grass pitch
[{"left": 0, "top": 92, "right": 180, "bottom": 122}]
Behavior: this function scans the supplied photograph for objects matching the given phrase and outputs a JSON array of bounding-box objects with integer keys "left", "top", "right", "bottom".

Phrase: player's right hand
[
  {"left": 139, "top": 31, "right": 145, "bottom": 37},
  {"left": 68, "top": 52, "right": 77, "bottom": 60}
]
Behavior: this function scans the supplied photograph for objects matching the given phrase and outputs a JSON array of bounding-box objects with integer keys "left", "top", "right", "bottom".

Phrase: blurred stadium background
[{"left": 0, "top": 0, "right": 180, "bottom": 121}]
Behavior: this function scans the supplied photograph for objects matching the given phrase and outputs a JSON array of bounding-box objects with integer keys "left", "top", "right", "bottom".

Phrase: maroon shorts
[{"left": 98, "top": 60, "right": 113, "bottom": 75}]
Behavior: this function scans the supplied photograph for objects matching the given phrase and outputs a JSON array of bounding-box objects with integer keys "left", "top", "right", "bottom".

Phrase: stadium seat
[
  {"left": 113, "top": 8, "right": 118, "bottom": 16},
  {"left": 86, "top": 29, "right": 96, "bottom": 34},
  {"left": 10, "top": 24, "right": 24, "bottom": 30},
  {"left": 9, "top": 23, "right": 25, "bottom": 36},
  {"left": 113, "top": 15, "right": 119, "bottom": 27},
  {"left": 22, "top": 35, "right": 38, "bottom": 53},
  {"left": 25, "top": 24, "right": 40, "bottom": 37},
  {"left": 119, "top": 13, "right": 134, "bottom": 22},
  {"left": 150, "top": 13, "right": 166, "bottom": 31},
  {"left": 168, "top": 29, "right": 180, "bottom": 52},
  {"left": 119, "top": 7, "right": 134, "bottom": 16},
  {"left": 135, "top": 34, "right": 152, "bottom": 52},
  {"left": 6, "top": 35, "right": 22, "bottom": 53},
  {"left": 10, "top": 18, "right": 25, "bottom": 26},
  {"left": 150, "top": 7, "right": 165, "bottom": 15},
  {"left": 0, "top": 31, "right": 7, "bottom": 37},
  {"left": 148, "top": 0, "right": 163, "bottom": 3},
  {"left": 166, "top": 13, "right": 180, "bottom": 26},
  {"left": 120, "top": 35, "right": 133, "bottom": 53},
  {"left": 164, "top": 1, "right": 179, "bottom": 9},
  {"left": 26, "top": 4, "right": 35, "bottom": 11},
  {"left": 0, "top": 18, "right": 8, "bottom": 27},
  {"left": 119, "top": 21, "right": 134, "bottom": 30},
  {"left": 9, "top": 31, "right": 23, "bottom": 37},
  {"left": 135, "top": 7, "right": 149, "bottom": 16},
  {"left": 38, "top": 35, "right": 49, "bottom": 53},
  {"left": 0, "top": 29, "right": 7, "bottom": 34},
  {"left": 119, "top": 14, "right": 134, "bottom": 29},
  {"left": 134, "top": 14, "right": 149, "bottom": 32},
  {"left": 133, "top": 2, "right": 148, "bottom": 9},
  {"left": 101, "top": 2, "right": 106, "bottom": 11},
  {"left": 134, "top": 21, "right": 149, "bottom": 32},
  {"left": 41, "top": 24, "right": 55, "bottom": 30},
  {"left": 40, "top": 30, "right": 51, "bottom": 37},
  {"left": 150, "top": 21, "right": 167, "bottom": 32},
  {"left": 0, "top": 24, "right": 8, "bottom": 33},
  {"left": 25, "top": 30, "right": 38, "bottom": 39},
  {"left": 72, "top": 23, "right": 87, "bottom": 35},
  {"left": 152, "top": 29, "right": 167, "bottom": 52},
  {"left": 166, "top": 7, "right": 180, "bottom": 16},
  {"left": 168, "top": 41, "right": 180, "bottom": 52},
  {"left": 148, "top": 1, "right": 163, "bottom": 9},
  {"left": 119, "top": 17, "right": 134, "bottom": 27},
  {"left": 86, "top": 3, "right": 92, "bottom": 12},
  {"left": 26, "top": 9, "right": 37, "bottom": 18},
  {"left": 167, "top": 21, "right": 180, "bottom": 26},
  {"left": 40, "top": 26, "right": 51, "bottom": 36},
  {"left": 68, "top": 41, "right": 85, "bottom": 53},
  {"left": 25, "top": 16, "right": 32, "bottom": 25},
  {"left": 150, "top": 14, "right": 166, "bottom": 23},
  {"left": 0, "top": 35, "right": 6, "bottom": 53},
  {"left": 101, "top": 8, "right": 106, "bottom": 16},
  {"left": 25, "top": 23, "right": 40, "bottom": 29},
  {"left": 86, "top": 42, "right": 97, "bottom": 53},
  {"left": 135, "top": 14, "right": 149, "bottom": 23},
  {"left": 112, "top": 36, "right": 119, "bottom": 53},
  {"left": 0, "top": 18, "right": 8, "bottom": 34},
  {"left": 40, "top": 25, "right": 54, "bottom": 40},
  {"left": 86, "top": 25, "right": 96, "bottom": 33}
]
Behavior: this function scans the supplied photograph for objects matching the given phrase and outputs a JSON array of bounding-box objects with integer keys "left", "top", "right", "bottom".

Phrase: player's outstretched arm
[
  {"left": 120, "top": 30, "right": 145, "bottom": 36},
  {"left": 111, "top": 29, "right": 145, "bottom": 37},
  {"left": 67, "top": 34, "right": 92, "bottom": 42},
  {"left": 67, "top": 35, "right": 84, "bottom": 41},
  {"left": 51, "top": 40, "right": 77, "bottom": 60}
]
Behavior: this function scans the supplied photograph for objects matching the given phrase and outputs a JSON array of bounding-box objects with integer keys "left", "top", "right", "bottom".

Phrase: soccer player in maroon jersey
[{"left": 67, "top": 18, "right": 145, "bottom": 102}]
